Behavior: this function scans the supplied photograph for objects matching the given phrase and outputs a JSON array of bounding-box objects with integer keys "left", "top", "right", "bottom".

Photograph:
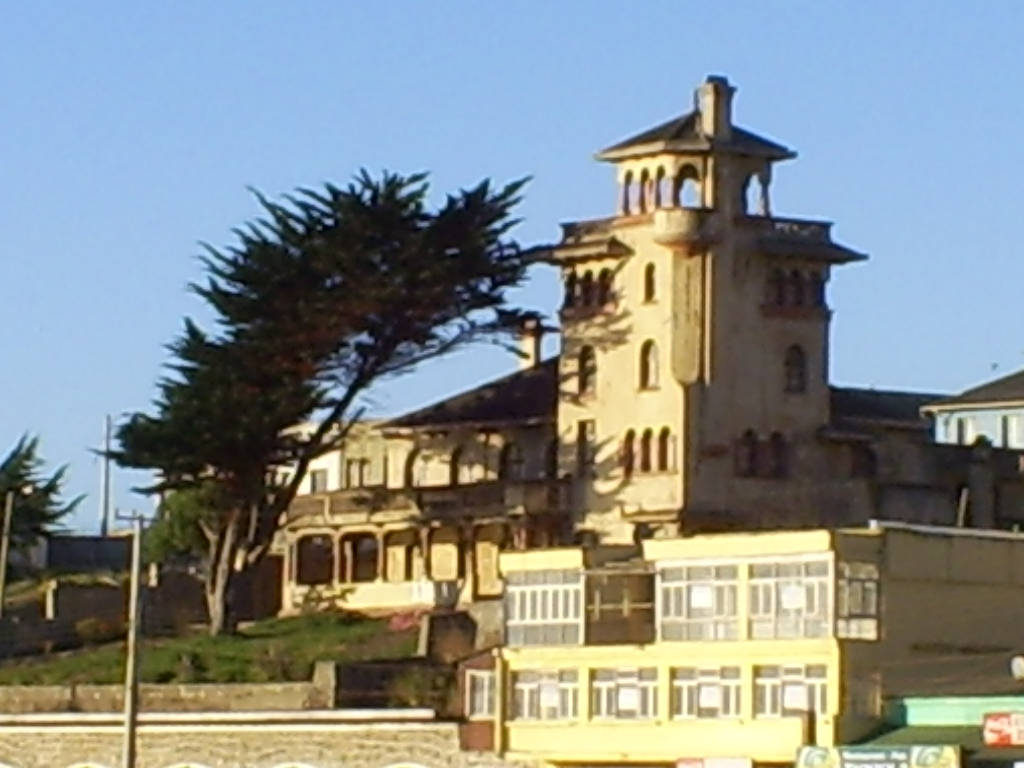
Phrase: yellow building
[
  {"left": 457, "top": 523, "right": 1024, "bottom": 766},
  {"left": 275, "top": 74, "right": 1024, "bottom": 615}
]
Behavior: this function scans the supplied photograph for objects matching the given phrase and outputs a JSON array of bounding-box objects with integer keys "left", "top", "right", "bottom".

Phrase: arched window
[
  {"left": 449, "top": 447, "right": 462, "bottom": 486},
  {"left": 808, "top": 272, "right": 825, "bottom": 306},
  {"left": 657, "top": 428, "right": 671, "bottom": 471},
  {"left": 765, "top": 269, "right": 784, "bottom": 306},
  {"left": 769, "top": 432, "right": 787, "bottom": 478},
  {"left": 499, "top": 442, "right": 524, "bottom": 481},
  {"left": 580, "top": 271, "right": 595, "bottom": 307},
  {"left": 675, "top": 165, "right": 700, "bottom": 207},
  {"left": 578, "top": 345, "right": 596, "bottom": 396},
  {"left": 597, "top": 269, "right": 613, "bottom": 305},
  {"left": 784, "top": 345, "right": 807, "bottom": 394},
  {"left": 564, "top": 271, "right": 577, "bottom": 308},
  {"left": 404, "top": 449, "right": 420, "bottom": 487},
  {"left": 639, "top": 340, "right": 659, "bottom": 389},
  {"left": 638, "top": 168, "right": 650, "bottom": 213},
  {"left": 351, "top": 533, "right": 379, "bottom": 582},
  {"left": 296, "top": 534, "right": 334, "bottom": 586},
  {"left": 639, "top": 429, "right": 653, "bottom": 472},
  {"left": 621, "top": 170, "right": 633, "bottom": 215},
  {"left": 622, "top": 429, "right": 636, "bottom": 477},
  {"left": 788, "top": 270, "right": 805, "bottom": 306},
  {"left": 654, "top": 166, "right": 666, "bottom": 208},
  {"left": 643, "top": 263, "right": 656, "bottom": 303},
  {"left": 736, "top": 430, "right": 758, "bottom": 477}
]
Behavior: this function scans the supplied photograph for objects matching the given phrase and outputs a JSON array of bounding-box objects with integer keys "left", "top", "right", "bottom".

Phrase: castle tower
[{"left": 550, "top": 76, "right": 866, "bottom": 542}]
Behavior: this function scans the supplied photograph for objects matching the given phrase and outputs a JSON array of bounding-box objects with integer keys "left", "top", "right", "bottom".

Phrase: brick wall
[{"left": 0, "top": 713, "right": 535, "bottom": 768}]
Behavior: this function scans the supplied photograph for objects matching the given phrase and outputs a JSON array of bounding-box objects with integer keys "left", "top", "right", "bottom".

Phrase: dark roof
[
  {"left": 386, "top": 357, "right": 558, "bottom": 429},
  {"left": 929, "top": 367, "right": 1024, "bottom": 409},
  {"left": 597, "top": 109, "right": 794, "bottom": 161},
  {"left": 830, "top": 386, "right": 945, "bottom": 428}
]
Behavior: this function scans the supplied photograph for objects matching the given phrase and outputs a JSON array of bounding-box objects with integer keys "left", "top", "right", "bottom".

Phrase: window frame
[
  {"left": 658, "top": 564, "right": 739, "bottom": 641},
  {"left": 590, "top": 667, "right": 659, "bottom": 720},
  {"left": 504, "top": 570, "right": 584, "bottom": 647},
  {"left": 466, "top": 669, "right": 496, "bottom": 720},
  {"left": 754, "top": 663, "right": 828, "bottom": 718},
  {"left": 671, "top": 666, "right": 742, "bottom": 720},
  {"left": 748, "top": 557, "right": 832, "bottom": 640},
  {"left": 510, "top": 669, "right": 579, "bottom": 721},
  {"left": 309, "top": 468, "right": 329, "bottom": 494}
]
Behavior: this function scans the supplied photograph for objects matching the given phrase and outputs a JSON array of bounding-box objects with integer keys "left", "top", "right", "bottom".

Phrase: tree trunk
[{"left": 204, "top": 512, "right": 240, "bottom": 636}]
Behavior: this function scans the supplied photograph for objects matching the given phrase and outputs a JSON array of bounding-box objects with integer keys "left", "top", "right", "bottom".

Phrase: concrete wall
[{"left": 0, "top": 712, "right": 535, "bottom": 768}]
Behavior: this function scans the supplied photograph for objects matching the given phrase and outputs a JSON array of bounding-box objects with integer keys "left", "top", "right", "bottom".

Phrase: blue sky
[{"left": 2, "top": 2, "right": 1023, "bottom": 532}]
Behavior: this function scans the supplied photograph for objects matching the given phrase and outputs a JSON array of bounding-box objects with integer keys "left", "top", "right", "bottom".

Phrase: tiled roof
[
  {"left": 928, "top": 367, "right": 1024, "bottom": 409},
  {"left": 829, "top": 387, "right": 945, "bottom": 428},
  {"left": 386, "top": 357, "right": 558, "bottom": 428},
  {"left": 597, "top": 109, "right": 794, "bottom": 160}
]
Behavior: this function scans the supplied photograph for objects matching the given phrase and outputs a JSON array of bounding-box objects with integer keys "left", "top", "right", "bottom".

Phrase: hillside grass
[{"left": 0, "top": 613, "right": 419, "bottom": 685}]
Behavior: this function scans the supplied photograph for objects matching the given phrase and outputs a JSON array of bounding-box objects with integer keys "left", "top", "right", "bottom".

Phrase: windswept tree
[
  {"left": 0, "top": 435, "right": 80, "bottom": 557},
  {"left": 115, "top": 171, "right": 532, "bottom": 634}
]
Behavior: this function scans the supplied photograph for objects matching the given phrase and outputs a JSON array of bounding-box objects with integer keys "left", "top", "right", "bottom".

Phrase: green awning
[{"left": 864, "top": 725, "right": 1024, "bottom": 764}]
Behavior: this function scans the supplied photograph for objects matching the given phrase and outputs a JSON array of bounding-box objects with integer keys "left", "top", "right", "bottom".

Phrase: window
[
  {"left": 504, "top": 569, "right": 583, "bottom": 646},
  {"left": 765, "top": 269, "right": 784, "bottom": 306},
  {"left": 511, "top": 670, "right": 578, "bottom": 720},
  {"left": 749, "top": 559, "right": 831, "bottom": 639},
  {"left": 837, "top": 562, "right": 879, "bottom": 640},
  {"left": 580, "top": 271, "right": 595, "bottom": 306},
  {"left": 639, "top": 340, "right": 659, "bottom": 389},
  {"left": 499, "top": 442, "right": 524, "bottom": 481},
  {"left": 598, "top": 269, "right": 613, "bottom": 305},
  {"left": 345, "top": 459, "right": 369, "bottom": 489},
  {"left": 591, "top": 668, "right": 658, "bottom": 720},
  {"left": 309, "top": 469, "right": 328, "bottom": 493},
  {"left": 349, "top": 533, "right": 379, "bottom": 583},
  {"left": 754, "top": 664, "right": 827, "bottom": 718},
  {"left": 768, "top": 432, "right": 787, "bottom": 478},
  {"left": 576, "top": 420, "right": 596, "bottom": 475},
  {"left": 639, "top": 429, "right": 653, "bottom": 472},
  {"left": 449, "top": 447, "right": 462, "bottom": 486},
  {"left": 644, "top": 263, "right": 656, "bottom": 302},
  {"left": 660, "top": 564, "right": 738, "bottom": 640},
  {"left": 564, "top": 272, "right": 577, "bottom": 308},
  {"left": 672, "top": 667, "right": 741, "bottom": 719},
  {"left": 784, "top": 345, "right": 807, "bottom": 394},
  {"left": 657, "top": 428, "right": 672, "bottom": 471},
  {"left": 578, "top": 346, "right": 596, "bottom": 396},
  {"left": 295, "top": 535, "right": 334, "bottom": 586},
  {"left": 788, "top": 271, "right": 805, "bottom": 306},
  {"left": 622, "top": 430, "right": 636, "bottom": 477},
  {"left": 736, "top": 430, "right": 758, "bottom": 477},
  {"left": 466, "top": 670, "right": 495, "bottom": 719},
  {"left": 809, "top": 273, "right": 826, "bottom": 306}
]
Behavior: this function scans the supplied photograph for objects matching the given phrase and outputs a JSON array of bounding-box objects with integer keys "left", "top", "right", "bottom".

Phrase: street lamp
[{"left": 0, "top": 483, "right": 34, "bottom": 620}]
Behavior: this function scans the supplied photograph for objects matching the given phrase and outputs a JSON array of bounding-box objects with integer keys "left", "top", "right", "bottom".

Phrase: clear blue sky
[{"left": 2, "top": 2, "right": 1023, "bottom": 532}]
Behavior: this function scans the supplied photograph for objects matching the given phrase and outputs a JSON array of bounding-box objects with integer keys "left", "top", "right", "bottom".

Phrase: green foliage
[
  {"left": 73, "top": 616, "right": 124, "bottom": 646},
  {"left": 0, "top": 613, "right": 418, "bottom": 685},
  {"left": 0, "top": 435, "right": 80, "bottom": 551},
  {"left": 113, "top": 170, "right": 532, "bottom": 633},
  {"left": 143, "top": 483, "right": 225, "bottom": 564},
  {"left": 387, "top": 664, "right": 456, "bottom": 713}
]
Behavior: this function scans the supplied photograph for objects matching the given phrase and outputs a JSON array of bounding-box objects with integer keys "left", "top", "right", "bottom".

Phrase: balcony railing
[{"left": 739, "top": 214, "right": 832, "bottom": 243}]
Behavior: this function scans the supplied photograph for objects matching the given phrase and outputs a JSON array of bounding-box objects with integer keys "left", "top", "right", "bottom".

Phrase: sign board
[
  {"left": 795, "top": 745, "right": 959, "bottom": 768},
  {"left": 689, "top": 585, "right": 714, "bottom": 610},
  {"left": 616, "top": 685, "right": 640, "bottom": 712},
  {"left": 783, "top": 683, "right": 809, "bottom": 710},
  {"left": 781, "top": 583, "right": 806, "bottom": 610},
  {"left": 677, "top": 759, "right": 751, "bottom": 768},
  {"left": 698, "top": 684, "right": 721, "bottom": 709},
  {"left": 984, "top": 712, "right": 1024, "bottom": 746},
  {"left": 539, "top": 682, "right": 560, "bottom": 709}
]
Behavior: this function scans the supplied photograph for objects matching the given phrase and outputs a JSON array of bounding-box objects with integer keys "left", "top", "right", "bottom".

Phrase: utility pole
[
  {"left": 120, "top": 513, "right": 144, "bottom": 768},
  {"left": 0, "top": 491, "right": 14, "bottom": 621},
  {"left": 100, "top": 414, "right": 112, "bottom": 537}
]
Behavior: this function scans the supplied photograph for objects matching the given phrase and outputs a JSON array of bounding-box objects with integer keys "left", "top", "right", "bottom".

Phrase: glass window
[
  {"left": 591, "top": 668, "right": 658, "bottom": 720},
  {"left": 749, "top": 558, "right": 831, "bottom": 639},
  {"left": 466, "top": 670, "right": 495, "bottom": 719},
  {"left": 510, "top": 669, "right": 578, "bottom": 720},
  {"left": 505, "top": 570, "right": 583, "bottom": 646},
  {"left": 660, "top": 564, "right": 738, "bottom": 641},
  {"left": 837, "top": 562, "right": 879, "bottom": 640},
  {"left": 754, "top": 664, "right": 827, "bottom": 718},
  {"left": 309, "top": 469, "right": 329, "bottom": 493},
  {"left": 671, "top": 667, "right": 741, "bottom": 719}
]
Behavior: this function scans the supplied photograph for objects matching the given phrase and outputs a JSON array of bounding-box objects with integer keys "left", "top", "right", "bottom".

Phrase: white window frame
[
  {"left": 591, "top": 668, "right": 658, "bottom": 720},
  {"left": 671, "top": 666, "right": 741, "bottom": 719},
  {"left": 510, "top": 669, "right": 578, "bottom": 721},
  {"left": 465, "top": 669, "right": 495, "bottom": 719},
  {"left": 309, "top": 468, "right": 329, "bottom": 494},
  {"left": 658, "top": 564, "right": 738, "bottom": 641},
  {"left": 748, "top": 556, "right": 831, "bottom": 639},
  {"left": 504, "top": 570, "right": 584, "bottom": 647},
  {"left": 754, "top": 664, "right": 827, "bottom": 718},
  {"left": 836, "top": 561, "right": 879, "bottom": 640}
]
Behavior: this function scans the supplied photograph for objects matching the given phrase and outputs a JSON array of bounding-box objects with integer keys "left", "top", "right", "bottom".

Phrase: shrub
[{"left": 73, "top": 617, "right": 124, "bottom": 645}]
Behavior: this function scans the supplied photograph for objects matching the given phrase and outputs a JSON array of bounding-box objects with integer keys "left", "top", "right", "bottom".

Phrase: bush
[{"left": 73, "top": 617, "right": 124, "bottom": 645}]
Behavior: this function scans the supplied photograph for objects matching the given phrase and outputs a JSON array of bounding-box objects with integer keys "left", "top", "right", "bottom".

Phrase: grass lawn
[{"left": 0, "top": 613, "right": 419, "bottom": 685}]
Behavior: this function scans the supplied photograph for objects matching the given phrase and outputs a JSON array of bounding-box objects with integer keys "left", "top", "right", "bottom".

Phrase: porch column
[
  {"left": 420, "top": 527, "right": 433, "bottom": 580},
  {"left": 375, "top": 529, "right": 386, "bottom": 582},
  {"left": 332, "top": 532, "right": 342, "bottom": 587},
  {"left": 343, "top": 537, "right": 354, "bottom": 584}
]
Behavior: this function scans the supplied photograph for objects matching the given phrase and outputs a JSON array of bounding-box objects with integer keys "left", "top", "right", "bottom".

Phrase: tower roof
[{"left": 596, "top": 108, "right": 795, "bottom": 162}]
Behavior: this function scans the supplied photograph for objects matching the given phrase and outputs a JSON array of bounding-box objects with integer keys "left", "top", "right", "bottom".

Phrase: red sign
[{"left": 983, "top": 712, "right": 1024, "bottom": 746}]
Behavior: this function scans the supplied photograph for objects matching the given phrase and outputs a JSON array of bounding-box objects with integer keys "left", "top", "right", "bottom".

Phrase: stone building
[{"left": 275, "top": 75, "right": 1024, "bottom": 615}]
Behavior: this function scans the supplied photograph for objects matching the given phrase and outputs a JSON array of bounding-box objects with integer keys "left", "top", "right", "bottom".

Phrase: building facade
[
  {"left": 925, "top": 368, "right": 1024, "bottom": 450},
  {"left": 276, "top": 75, "right": 1024, "bottom": 615},
  {"left": 457, "top": 524, "right": 1024, "bottom": 766}
]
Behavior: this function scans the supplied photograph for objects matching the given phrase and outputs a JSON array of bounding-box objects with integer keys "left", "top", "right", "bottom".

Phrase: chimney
[
  {"left": 696, "top": 75, "right": 734, "bottom": 140},
  {"left": 517, "top": 314, "right": 544, "bottom": 370}
]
